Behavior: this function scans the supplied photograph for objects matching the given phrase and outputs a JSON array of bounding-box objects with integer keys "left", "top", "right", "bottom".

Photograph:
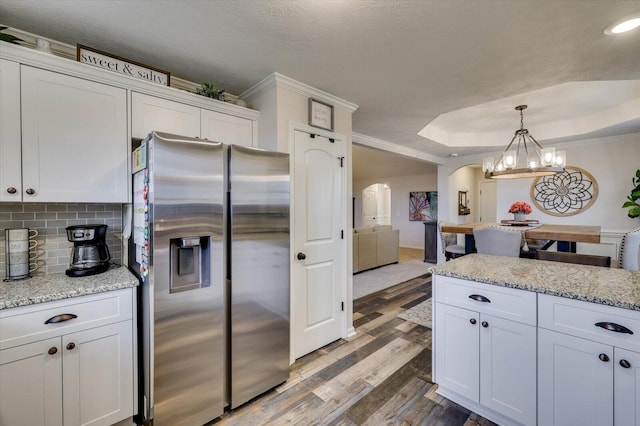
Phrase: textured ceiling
[{"left": 1, "top": 0, "right": 639, "bottom": 160}]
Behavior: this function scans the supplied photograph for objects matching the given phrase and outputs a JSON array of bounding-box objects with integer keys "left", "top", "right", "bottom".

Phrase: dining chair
[
  {"left": 438, "top": 221, "right": 466, "bottom": 261},
  {"left": 535, "top": 250, "right": 611, "bottom": 267},
  {"left": 619, "top": 227, "right": 640, "bottom": 271},
  {"left": 472, "top": 225, "right": 522, "bottom": 257}
]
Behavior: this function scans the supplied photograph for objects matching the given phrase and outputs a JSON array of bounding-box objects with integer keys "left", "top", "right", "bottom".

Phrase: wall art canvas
[{"left": 409, "top": 191, "right": 438, "bottom": 221}]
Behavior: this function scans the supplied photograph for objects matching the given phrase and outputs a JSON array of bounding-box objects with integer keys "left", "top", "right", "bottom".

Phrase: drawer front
[
  {"left": 0, "top": 288, "right": 133, "bottom": 350},
  {"left": 539, "top": 293, "right": 640, "bottom": 352},
  {"left": 434, "top": 276, "right": 537, "bottom": 325}
]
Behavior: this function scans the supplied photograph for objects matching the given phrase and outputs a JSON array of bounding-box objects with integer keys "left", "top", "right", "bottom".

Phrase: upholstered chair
[{"left": 472, "top": 225, "right": 522, "bottom": 258}]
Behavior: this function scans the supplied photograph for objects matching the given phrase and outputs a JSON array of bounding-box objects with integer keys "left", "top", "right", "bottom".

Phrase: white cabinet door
[
  {"left": 479, "top": 314, "right": 536, "bottom": 425},
  {"left": 615, "top": 348, "right": 640, "bottom": 426},
  {"left": 21, "top": 66, "right": 128, "bottom": 203},
  {"left": 62, "top": 321, "right": 133, "bottom": 426},
  {"left": 0, "top": 59, "right": 22, "bottom": 202},
  {"left": 131, "top": 92, "right": 200, "bottom": 139},
  {"left": 0, "top": 337, "right": 63, "bottom": 426},
  {"left": 434, "top": 303, "right": 480, "bottom": 402},
  {"left": 201, "top": 109, "right": 253, "bottom": 146},
  {"left": 538, "top": 328, "right": 613, "bottom": 426}
]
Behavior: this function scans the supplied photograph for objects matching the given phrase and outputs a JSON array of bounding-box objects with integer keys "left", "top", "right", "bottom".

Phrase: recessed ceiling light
[{"left": 604, "top": 15, "right": 640, "bottom": 35}]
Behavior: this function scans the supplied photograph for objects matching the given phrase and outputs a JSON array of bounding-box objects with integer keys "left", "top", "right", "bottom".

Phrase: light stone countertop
[
  {"left": 0, "top": 266, "right": 139, "bottom": 310},
  {"left": 430, "top": 254, "right": 640, "bottom": 311}
]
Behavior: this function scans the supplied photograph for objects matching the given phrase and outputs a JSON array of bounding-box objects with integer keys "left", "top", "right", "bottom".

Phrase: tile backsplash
[{"left": 1, "top": 203, "right": 123, "bottom": 279}]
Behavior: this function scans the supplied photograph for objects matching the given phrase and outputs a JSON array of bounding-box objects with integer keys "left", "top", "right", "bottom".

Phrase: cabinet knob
[
  {"left": 481, "top": 321, "right": 489, "bottom": 328},
  {"left": 66, "top": 342, "right": 76, "bottom": 351},
  {"left": 470, "top": 318, "right": 477, "bottom": 325},
  {"left": 599, "top": 353, "right": 610, "bottom": 362},
  {"left": 48, "top": 347, "right": 58, "bottom": 355},
  {"left": 620, "top": 359, "right": 631, "bottom": 368},
  {"left": 25, "top": 188, "right": 36, "bottom": 196},
  {"left": 6, "top": 187, "right": 17, "bottom": 194}
]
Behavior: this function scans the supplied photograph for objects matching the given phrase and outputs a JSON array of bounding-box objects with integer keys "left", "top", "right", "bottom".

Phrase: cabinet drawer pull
[
  {"left": 6, "top": 187, "right": 17, "bottom": 194},
  {"left": 48, "top": 347, "right": 58, "bottom": 355},
  {"left": 25, "top": 188, "right": 36, "bottom": 195},
  {"left": 470, "top": 318, "right": 477, "bottom": 325},
  {"left": 469, "top": 294, "right": 491, "bottom": 303},
  {"left": 594, "top": 322, "right": 634, "bottom": 335},
  {"left": 620, "top": 359, "right": 631, "bottom": 369},
  {"left": 44, "top": 313, "right": 78, "bottom": 324},
  {"left": 599, "top": 353, "right": 610, "bottom": 362}
]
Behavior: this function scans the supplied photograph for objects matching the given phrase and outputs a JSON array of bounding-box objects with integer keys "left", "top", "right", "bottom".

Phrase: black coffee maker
[{"left": 65, "top": 224, "right": 111, "bottom": 277}]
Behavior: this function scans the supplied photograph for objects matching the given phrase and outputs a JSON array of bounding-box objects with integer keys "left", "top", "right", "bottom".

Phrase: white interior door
[
  {"left": 292, "top": 130, "right": 344, "bottom": 359},
  {"left": 377, "top": 186, "right": 391, "bottom": 225},
  {"left": 478, "top": 181, "right": 497, "bottom": 222},
  {"left": 362, "top": 186, "right": 377, "bottom": 227}
]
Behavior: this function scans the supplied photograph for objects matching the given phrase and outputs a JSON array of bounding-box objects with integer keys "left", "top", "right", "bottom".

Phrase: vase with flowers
[{"left": 508, "top": 201, "right": 532, "bottom": 221}]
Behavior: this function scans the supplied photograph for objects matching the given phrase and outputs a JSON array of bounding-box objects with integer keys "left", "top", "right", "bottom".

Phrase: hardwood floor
[
  {"left": 398, "top": 247, "right": 424, "bottom": 263},
  {"left": 214, "top": 275, "right": 496, "bottom": 426}
]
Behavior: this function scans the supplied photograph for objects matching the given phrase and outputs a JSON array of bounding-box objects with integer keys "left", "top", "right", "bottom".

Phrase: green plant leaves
[
  {"left": 0, "top": 26, "right": 23, "bottom": 45},
  {"left": 623, "top": 168, "right": 640, "bottom": 218}
]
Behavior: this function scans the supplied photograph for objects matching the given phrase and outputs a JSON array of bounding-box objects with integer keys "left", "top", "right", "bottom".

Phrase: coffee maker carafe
[{"left": 65, "top": 224, "right": 111, "bottom": 277}]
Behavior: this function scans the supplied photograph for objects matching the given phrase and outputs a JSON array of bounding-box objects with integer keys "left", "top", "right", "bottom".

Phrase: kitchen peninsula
[{"left": 431, "top": 254, "right": 640, "bottom": 426}]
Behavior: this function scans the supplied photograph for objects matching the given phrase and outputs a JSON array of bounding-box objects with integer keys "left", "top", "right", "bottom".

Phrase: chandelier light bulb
[{"left": 504, "top": 151, "right": 516, "bottom": 169}]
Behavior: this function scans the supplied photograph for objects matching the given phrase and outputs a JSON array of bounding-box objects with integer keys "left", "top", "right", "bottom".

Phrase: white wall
[
  {"left": 449, "top": 166, "right": 478, "bottom": 224},
  {"left": 496, "top": 134, "right": 640, "bottom": 232},
  {"left": 354, "top": 172, "right": 438, "bottom": 249},
  {"left": 437, "top": 132, "right": 640, "bottom": 263}
]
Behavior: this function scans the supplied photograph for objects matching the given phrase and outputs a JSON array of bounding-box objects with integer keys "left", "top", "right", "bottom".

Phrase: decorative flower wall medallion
[{"left": 530, "top": 166, "right": 598, "bottom": 216}]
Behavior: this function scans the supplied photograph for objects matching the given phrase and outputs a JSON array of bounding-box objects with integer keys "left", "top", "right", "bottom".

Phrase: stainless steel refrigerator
[{"left": 129, "top": 131, "right": 290, "bottom": 425}]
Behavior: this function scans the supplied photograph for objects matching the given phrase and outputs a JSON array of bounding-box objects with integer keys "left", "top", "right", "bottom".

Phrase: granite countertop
[
  {"left": 430, "top": 254, "right": 640, "bottom": 311},
  {"left": 0, "top": 265, "right": 139, "bottom": 310}
]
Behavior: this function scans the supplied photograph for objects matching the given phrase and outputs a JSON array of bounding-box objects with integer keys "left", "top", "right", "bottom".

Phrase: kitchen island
[{"left": 430, "top": 254, "right": 640, "bottom": 426}]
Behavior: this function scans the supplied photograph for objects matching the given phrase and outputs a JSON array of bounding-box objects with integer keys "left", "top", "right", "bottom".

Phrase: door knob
[{"left": 297, "top": 252, "right": 306, "bottom": 260}]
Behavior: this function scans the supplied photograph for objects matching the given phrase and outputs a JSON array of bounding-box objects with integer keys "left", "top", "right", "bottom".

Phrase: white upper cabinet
[
  {"left": 0, "top": 59, "right": 22, "bottom": 202},
  {"left": 20, "top": 66, "right": 128, "bottom": 203},
  {"left": 201, "top": 109, "right": 253, "bottom": 146},
  {"left": 131, "top": 92, "right": 200, "bottom": 139},
  {"left": 132, "top": 92, "right": 254, "bottom": 146}
]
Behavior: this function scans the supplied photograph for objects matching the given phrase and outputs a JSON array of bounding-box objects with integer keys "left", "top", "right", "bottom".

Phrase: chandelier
[{"left": 483, "top": 105, "right": 566, "bottom": 179}]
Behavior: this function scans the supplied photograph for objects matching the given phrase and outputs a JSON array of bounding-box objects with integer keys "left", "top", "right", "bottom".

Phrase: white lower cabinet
[
  {"left": 0, "top": 337, "right": 63, "bottom": 426},
  {"left": 538, "top": 293, "right": 640, "bottom": 426},
  {"left": 434, "top": 277, "right": 537, "bottom": 425},
  {"left": 538, "top": 328, "right": 614, "bottom": 426},
  {"left": 0, "top": 289, "right": 134, "bottom": 426}
]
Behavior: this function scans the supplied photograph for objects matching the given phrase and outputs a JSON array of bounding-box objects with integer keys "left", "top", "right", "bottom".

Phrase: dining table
[{"left": 440, "top": 222, "right": 602, "bottom": 254}]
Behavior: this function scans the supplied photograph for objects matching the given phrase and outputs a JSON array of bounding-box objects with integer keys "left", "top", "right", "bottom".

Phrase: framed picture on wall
[
  {"left": 308, "top": 98, "right": 334, "bottom": 131},
  {"left": 409, "top": 191, "right": 438, "bottom": 221}
]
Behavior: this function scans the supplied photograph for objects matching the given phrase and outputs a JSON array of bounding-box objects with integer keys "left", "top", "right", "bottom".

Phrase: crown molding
[
  {"left": 352, "top": 132, "right": 445, "bottom": 165},
  {"left": 0, "top": 41, "right": 258, "bottom": 120},
  {"left": 240, "top": 72, "right": 359, "bottom": 113},
  {"left": 1, "top": 25, "right": 236, "bottom": 103}
]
